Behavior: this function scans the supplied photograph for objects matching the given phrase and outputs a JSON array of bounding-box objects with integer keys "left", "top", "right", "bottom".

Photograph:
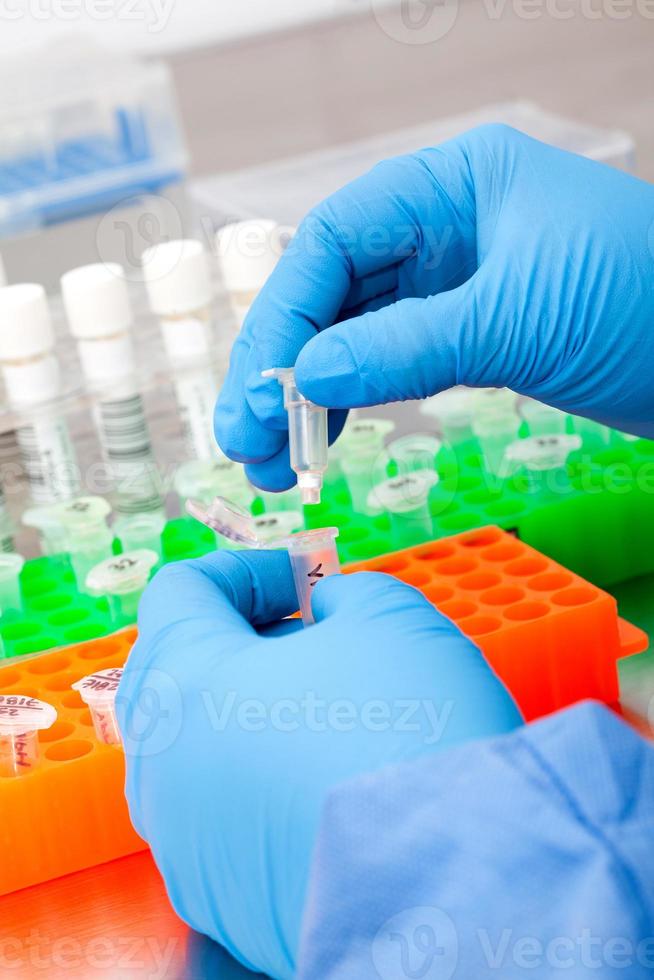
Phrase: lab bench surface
[{"left": 0, "top": 850, "right": 263, "bottom": 980}]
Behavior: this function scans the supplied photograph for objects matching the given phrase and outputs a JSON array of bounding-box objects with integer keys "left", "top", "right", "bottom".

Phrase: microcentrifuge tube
[
  {"left": 283, "top": 528, "right": 340, "bottom": 626},
  {"left": 520, "top": 398, "right": 569, "bottom": 436},
  {"left": 60, "top": 263, "right": 164, "bottom": 516},
  {"left": 22, "top": 505, "right": 69, "bottom": 556},
  {"left": 0, "top": 694, "right": 57, "bottom": 777},
  {"left": 0, "top": 553, "right": 25, "bottom": 615},
  {"left": 505, "top": 435, "right": 582, "bottom": 492},
  {"left": 262, "top": 368, "right": 328, "bottom": 505},
  {"left": 0, "top": 284, "right": 79, "bottom": 504},
  {"left": 86, "top": 549, "right": 159, "bottom": 624},
  {"left": 367, "top": 470, "right": 437, "bottom": 549},
  {"left": 55, "top": 496, "right": 114, "bottom": 592},
  {"left": 72, "top": 668, "right": 123, "bottom": 746},
  {"left": 419, "top": 388, "right": 475, "bottom": 446},
  {"left": 339, "top": 418, "right": 395, "bottom": 514},
  {"left": 471, "top": 387, "right": 519, "bottom": 418},
  {"left": 174, "top": 458, "right": 254, "bottom": 511},
  {"left": 113, "top": 512, "right": 166, "bottom": 560},
  {"left": 387, "top": 434, "right": 442, "bottom": 476},
  {"left": 141, "top": 240, "right": 220, "bottom": 461},
  {"left": 472, "top": 412, "right": 522, "bottom": 479}
]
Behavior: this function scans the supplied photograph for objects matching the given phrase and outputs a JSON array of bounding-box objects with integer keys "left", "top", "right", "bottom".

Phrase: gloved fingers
[
  {"left": 135, "top": 550, "right": 299, "bottom": 655},
  {"left": 294, "top": 266, "right": 521, "bottom": 409},
  {"left": 336, "top": 288, "right": 399, "bottom": 323},
  {"left": 310, "top": 570, "right": 458, "bottom": 635},
  {"left": 214, "top": 335, "right": 287, "bottom": 464},
  {"left": 339, "top": 264, "right": 400, "bottom": 314},
  {"left": 242, "top": 408, "right": 348, "bottom": 491}
]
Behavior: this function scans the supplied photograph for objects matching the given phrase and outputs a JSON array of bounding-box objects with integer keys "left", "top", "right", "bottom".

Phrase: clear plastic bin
[
  {"left": 190, "top": 101, "right": 635, "bottom": 227},
  {"left": 0, "top": 38, "right": 188, "bottom": 237}
]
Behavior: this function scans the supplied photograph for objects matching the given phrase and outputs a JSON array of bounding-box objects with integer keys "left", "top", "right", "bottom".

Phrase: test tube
[
  {"left": 0, "top": 694, "right": 57, "bottom": 777},
  {"left": 367, "top": 470, "right": 437, "bottom": 549},
  {"left": 141, "top": 240, "right": 220, "bottom": 461},
  {"left": 0, "top": 553, "right": 25, "bottom": 614},
  {"left": 0, "top": 284, "right": 79, "bottom": 504},
  {"left": 338, "top": 418, "right": 395, "bottom": 514},
  {"left": 520, "top": 398, "right": 569, "bottom": 436},
  {"left": 86, "top": 549, "right": 159, "bottom": 624},
  {"left": 504, "top": 435, "right": 582, "bottom": 492},
  {"left": 60, "top": 263, "right": 164, "bottom": 516},
  {"left": 419, "top": 388, "right": 475, "bottom": 446},
  {"left": 55, "top": 496, "right": 114, "bottom": 592},
  {"left": 283, "top": 528, "right": 341, "bottom": 626},
  {"left": 472, "top": 412, "right": 522, "bottom": 479},
  {"left": 262, "top": 368, "right": 328, "bottom": 505},
  {"left": 72, "top": 668, "right": 123, "bottom": 745},
  {"left": 387, "top": 434, "right": 442, "bottom": 475},
  {"left": 113, "top": 512, "right": 166, "bottom": 561},
  {"left": 216, "top": 220, "right": 290, "bottom": 327}
]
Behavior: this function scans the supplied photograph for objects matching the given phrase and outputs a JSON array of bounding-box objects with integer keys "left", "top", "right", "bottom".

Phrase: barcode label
[
  {"left": 0, "top": 485, "right": 14, "bottom": 553},
  {"left": 16, "top": 419, "right": 80, "bottom": 504},
  {"left": 174, "top": 371, "right": 218, "bottom": 462},
  {"left": 96, "top": 395, "right": 163, "bottom": 514}
]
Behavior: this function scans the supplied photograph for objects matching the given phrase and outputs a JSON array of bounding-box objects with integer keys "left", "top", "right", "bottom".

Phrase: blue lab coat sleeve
[{"left": 297, "top": 701, "right": 654, "bottom": 980}]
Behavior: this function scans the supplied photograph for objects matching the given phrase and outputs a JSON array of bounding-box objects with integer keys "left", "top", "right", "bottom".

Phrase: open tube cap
[
  {"left": 86, "top": 550, "right": 159, "bottom": 596},
  {"left": 505, "top": 434, "right": 582, "bottom": 471},
  {"left": 0, "top": 695, "right": 57, "bottom": 734},
  {"left": 367, "top": 470, "right": 438, "bottom": 515}
]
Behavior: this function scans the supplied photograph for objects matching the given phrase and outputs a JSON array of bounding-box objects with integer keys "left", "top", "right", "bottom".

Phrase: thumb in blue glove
[{"left": 117, "top": 549, "right": 521, "bottom": 979}]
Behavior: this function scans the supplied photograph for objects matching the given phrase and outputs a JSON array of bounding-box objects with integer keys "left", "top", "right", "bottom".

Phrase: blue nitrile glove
[
  {"left": 117, "top": 549, "right": 520, "bottom": 979},
  {"left": 215, "top": 123, "right": 654, "bottom": 490}
]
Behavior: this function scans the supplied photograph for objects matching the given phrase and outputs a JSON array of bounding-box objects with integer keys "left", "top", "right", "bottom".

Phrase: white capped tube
[{"left": 284, "top": 527, "right": 340, "bottom": 626}]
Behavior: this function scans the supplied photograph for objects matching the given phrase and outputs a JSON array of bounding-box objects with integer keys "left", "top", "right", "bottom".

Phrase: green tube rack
[{"left": 2, "top": 428, "right": 654, "bottom": 661}]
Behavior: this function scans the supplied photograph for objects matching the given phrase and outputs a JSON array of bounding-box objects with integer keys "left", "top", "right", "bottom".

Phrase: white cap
[
  {"left": 215, "top": 220, "right": 286, "bottom": 292},
  {"left": 141, "top": 240, "right": 212, "bottom": 315},
  {"left": 0, "top": 283, "right": 54, "bottom": 360},
  {"left": 60, "top": 263, "right": 132, "bottom": 339}
]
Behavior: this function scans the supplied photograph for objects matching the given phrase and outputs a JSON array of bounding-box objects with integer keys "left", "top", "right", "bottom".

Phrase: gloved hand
[
  {"left": 117, "top": 549, "right": 520, "bottom": 979},
  {"left": 215, "top": 123, "right": 654, "bottom": 490}
]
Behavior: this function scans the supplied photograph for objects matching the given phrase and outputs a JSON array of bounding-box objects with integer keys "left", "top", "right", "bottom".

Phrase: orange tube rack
[{"left": 0, "top": 527, "right": 647, "bottom": 896}]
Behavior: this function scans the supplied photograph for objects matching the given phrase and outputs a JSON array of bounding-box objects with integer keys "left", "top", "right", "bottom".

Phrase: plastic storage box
[
  {"left": 190, "top": 101, "right": 636, "bottom": 227},
  {"left": 0, "top": 39, "right": 188, "bottom": 236}
]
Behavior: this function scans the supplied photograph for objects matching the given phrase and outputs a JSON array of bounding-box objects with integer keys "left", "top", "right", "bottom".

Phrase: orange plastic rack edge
[{"left": 0, "top": 527, "right": 647, "bottom": 896}]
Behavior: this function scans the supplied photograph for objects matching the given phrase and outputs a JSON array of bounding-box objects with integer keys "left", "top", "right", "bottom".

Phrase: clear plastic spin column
[{"left": 262, "top": 368, "right": 328, "bottom": 505}]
